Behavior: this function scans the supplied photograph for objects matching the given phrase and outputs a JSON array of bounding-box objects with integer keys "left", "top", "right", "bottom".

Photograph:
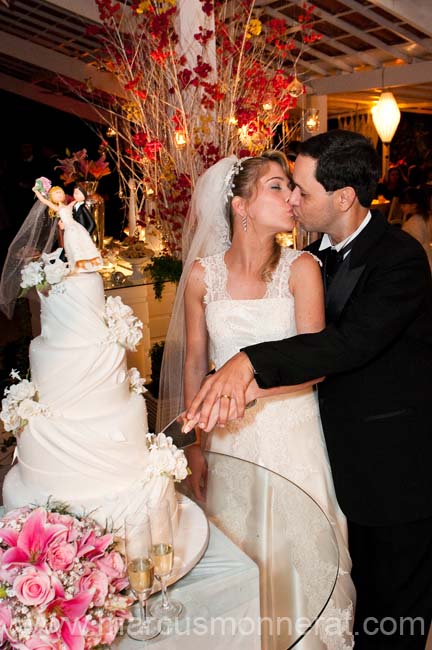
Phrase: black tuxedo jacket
[
  {"left": 72, "top": 203, "right": 96, "bottom": 235},
  {"left": 53, "top": 204, "right": 96, "bottom": 262},
  {"left": 245, "top": 211, "right": 432, "bottom": 525}
]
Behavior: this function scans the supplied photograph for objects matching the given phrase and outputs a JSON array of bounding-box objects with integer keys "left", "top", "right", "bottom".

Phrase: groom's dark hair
[{"left": 299, "top": 129, "right": 380, "bottom": 207}]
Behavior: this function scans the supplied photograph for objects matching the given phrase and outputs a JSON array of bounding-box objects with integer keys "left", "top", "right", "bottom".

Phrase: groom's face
[{"left": 290, "top": 155, "right": 337, "bottom": 235}]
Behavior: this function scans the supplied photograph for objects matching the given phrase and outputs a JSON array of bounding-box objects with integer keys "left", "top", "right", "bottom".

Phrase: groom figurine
[{"left": 186, "top": 130, "right": 432, "bottom": 649}]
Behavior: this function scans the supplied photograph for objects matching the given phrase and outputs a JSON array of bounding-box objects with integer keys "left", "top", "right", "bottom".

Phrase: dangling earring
[{"left": 242, "top": 213, "right": 248, "bottom": 232}]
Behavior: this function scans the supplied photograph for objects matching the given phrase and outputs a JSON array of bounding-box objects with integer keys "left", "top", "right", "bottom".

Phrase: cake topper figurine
[
  {"left": 32, "top": 181, "right": 102, "bottom": 273},
  {"left": 0, "top": 178, "right": 103, "bottom": 318}
]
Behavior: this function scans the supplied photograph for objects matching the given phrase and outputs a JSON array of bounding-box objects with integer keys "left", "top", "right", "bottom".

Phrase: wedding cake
[{"left": 1, "top": 259, "right": 187, "bottom": 530}]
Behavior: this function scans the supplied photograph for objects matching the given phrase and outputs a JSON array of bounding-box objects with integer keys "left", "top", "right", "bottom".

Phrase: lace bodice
[
  {"left": 201, "top": 248, "right": 355, "bottom": 650},
  {"left": 199, "top": 247, "right": 305, "bottom": 370}
]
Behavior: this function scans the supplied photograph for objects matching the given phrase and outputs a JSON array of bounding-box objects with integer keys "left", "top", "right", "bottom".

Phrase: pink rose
[
  {"left": 0, "top": 560, "right": 19, "bottom": 585},
  {"left": 13, "top": 567, "right": 55, "bottom": 607},
  {"left": 79, "top": 570, "right": 108, "bottom": 607},
  {"left": 95, "top": 551, "right": 125, "bottom": 579},
  {"left": 47, "top": 542, "right": 77, "bottom": 572},
  {"left": 0, "top": 506, "right": 32, "bottom": 525},
  {"left": 0, "top": 603, "right": 12, "bottom": 643},
  {"left": 46, "top": 513, "right": 78, "bottom": 542}
]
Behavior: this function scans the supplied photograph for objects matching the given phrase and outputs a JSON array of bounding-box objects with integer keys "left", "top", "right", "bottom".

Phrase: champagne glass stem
[
  {"left": 138, "top": 594, "right": 148, "bottom": 624},
  {"left": 159, "top": 576, "right": 170, "bottom": 610}
]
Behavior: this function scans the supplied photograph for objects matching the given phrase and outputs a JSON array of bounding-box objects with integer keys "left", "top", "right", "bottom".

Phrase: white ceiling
[{"left": 1, "top": 0, "right": 432, "bottom": 122}]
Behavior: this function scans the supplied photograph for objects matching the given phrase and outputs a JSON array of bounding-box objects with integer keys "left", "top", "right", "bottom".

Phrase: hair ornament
[{"left": 223, "top": 156, "right": 254, "bottom": 204}]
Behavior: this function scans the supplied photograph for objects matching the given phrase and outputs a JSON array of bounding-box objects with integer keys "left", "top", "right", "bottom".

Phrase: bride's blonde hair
[{"left": 48, "top": 186, "right": 65, "bottom": 218}]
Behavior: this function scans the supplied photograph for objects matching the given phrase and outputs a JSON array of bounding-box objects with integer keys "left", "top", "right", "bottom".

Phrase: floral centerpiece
[
  {"left": 56, "top": 149, "right": 111, "bottom": 186},
  {"left": 120, "top": 241, "right": 153, "bottom": 261},
  {"left": 65, "top": 1, "right": 320, "bottom": 255},
  {"left": 0, "top": 503, "right": 133, "bottom": 649}
]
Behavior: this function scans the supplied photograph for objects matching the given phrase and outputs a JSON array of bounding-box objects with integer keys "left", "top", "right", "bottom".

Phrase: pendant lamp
[{"left": 372, "top": 91, "right": 401, "bottom": 176}]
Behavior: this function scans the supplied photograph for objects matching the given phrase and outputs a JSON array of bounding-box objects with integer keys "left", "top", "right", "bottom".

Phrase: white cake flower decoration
[
  {"left": 104, "top": 296, "right": 143, "bottom": 351},
  {"left": 20, "top": 249, "right": 70, "bottom": 297},
  {"left": 128, "top": 367, "right": 147, "bottom": 394},
  {"left": 20, "top": 261, "right": 45, "bottom": 289},
  {"left": 142, "top": 433, "right": 189, "bottom": 483},
  {"left": 0, "top": 376, "right": 52, "bottom": 436}
]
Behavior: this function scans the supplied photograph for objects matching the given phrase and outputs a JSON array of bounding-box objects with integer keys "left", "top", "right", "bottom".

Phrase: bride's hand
[
  {"left": 182, "top": 397, "right": 238, "bottom": 434},
  {"left": 185, "top": 352, "right": 254, "bottom": 431}
]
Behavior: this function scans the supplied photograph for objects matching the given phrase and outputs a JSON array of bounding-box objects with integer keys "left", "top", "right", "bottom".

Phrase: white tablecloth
[{"left": 113, "top": 522, "right": 261, "bottom": 649}]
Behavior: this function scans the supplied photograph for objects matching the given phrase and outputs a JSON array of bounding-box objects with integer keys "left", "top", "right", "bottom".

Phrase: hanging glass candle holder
[
  {"left": 174, "top": 129, "right": 187, "bottom": 148},
  {"left": 287, "top": 74, "right": 304, "bottom": 98},
  {"left": 305, "top": 108, "right": 320, "bottom": 133}
]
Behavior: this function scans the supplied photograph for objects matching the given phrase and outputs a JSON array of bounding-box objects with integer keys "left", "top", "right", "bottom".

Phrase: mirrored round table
[{"left": 116, "top": 451, "right": 339, "bottom": 650}]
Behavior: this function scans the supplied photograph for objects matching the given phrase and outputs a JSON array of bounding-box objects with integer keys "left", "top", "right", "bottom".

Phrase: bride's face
[
  {"left": 51, "top": 188, "right": 65, "bottom": 204},
  {"left": 245, "top": 161, "right": 294, "bottom": 233}
]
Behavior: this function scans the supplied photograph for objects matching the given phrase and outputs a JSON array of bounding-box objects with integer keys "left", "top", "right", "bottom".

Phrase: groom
[{"left": 186, "top": 130, "right": 432, "bottom": 649}]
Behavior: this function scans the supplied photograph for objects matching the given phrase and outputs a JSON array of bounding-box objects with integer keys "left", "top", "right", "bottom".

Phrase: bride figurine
[
  {"left": 58, "top": 203, "right": 102, "bottom": 273},
  {"left": 33, "top": 184, "right": 102, "bottom": 273}
]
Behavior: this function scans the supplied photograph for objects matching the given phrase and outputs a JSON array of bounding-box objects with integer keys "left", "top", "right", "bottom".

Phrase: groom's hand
[{"left": 185, "top": 352, "right": 255, "bottom": 431}]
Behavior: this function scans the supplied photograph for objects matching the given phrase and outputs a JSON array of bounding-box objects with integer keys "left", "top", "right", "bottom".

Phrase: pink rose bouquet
[
  {"left": 33, "top": 177, "right": 52, "bottom": 198},
  {"left": 0, "top": 504, "right": 133, "bottom": 649}
]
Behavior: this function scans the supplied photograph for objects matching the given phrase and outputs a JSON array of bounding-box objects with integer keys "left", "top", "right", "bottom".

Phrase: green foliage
[
  {"left": 147, "top": 341, "right": 165, "bottom": 398},
  {"left": 145, "top": 255, "right": 182, "bottom": 300}
]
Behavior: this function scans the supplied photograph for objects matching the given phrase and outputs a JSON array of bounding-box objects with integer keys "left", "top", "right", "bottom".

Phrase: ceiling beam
[
  {"left": 43, "top": 0, "right": 102, "bottom": 23},
  {"left": 44, "top": 0, "right": 135, "bottom": 30},
  {"left": 0, "top": 31, "right": 125, "bottom": 98},
  {"left": 284, "top": 0, "right": 412, "bottom": 63},
  {"left": 369, "top": 0, "right": 432, "bottom": 39},
  {"left": 308, "top": 59, "right": 432, "bottom": 95},
  {"left": 257, "top": 1, "right": 380, "bottom": 69},
  {"left": 342, "top": 0, "right": 432, "bottom": 53},
  {"left": 0, "top": 72, "right": 106, "bottom": 122}
]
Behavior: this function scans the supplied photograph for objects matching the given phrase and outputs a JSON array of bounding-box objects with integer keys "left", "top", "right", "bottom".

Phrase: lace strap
[
  {"left": 268, "top": 248, "right": 322, "bottom": 299},
  {"left": 198, "top": 253, "right": 230, "bottom": 304}
]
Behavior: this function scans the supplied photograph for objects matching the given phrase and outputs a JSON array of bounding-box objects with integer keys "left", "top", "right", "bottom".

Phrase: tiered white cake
[{"left": 2, "top": 272, "right": 181, "bottom": 530}]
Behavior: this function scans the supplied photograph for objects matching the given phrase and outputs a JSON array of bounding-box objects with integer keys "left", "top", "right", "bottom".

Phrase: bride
[{"left": 158, "top": 151, "right": 355, "bottom": 649}]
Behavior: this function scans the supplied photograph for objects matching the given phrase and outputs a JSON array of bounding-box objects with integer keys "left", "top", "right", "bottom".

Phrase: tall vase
[{"left": 81, "top": 180, "right": 105, "bottom": 250}]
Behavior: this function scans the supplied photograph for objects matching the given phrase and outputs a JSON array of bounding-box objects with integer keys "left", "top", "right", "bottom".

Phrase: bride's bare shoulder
[{"left": 186, "top": 259, "right": 206, "bottom": 291}]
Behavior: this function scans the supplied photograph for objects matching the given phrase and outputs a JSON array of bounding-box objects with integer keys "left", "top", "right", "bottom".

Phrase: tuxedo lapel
[
  {"left": 325, "top": 261, "right": 366, "bottom": 322},
  {"left": 308, "top": 211, "right": 389, "bottom": 323}
]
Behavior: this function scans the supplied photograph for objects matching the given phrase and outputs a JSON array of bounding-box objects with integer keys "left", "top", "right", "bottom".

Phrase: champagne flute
[
  {"left": 124, "top": 513, "right": 161, "bottom": 641},
  {"left": 148, "top": 499, "right": 183, "bottom": 619}
]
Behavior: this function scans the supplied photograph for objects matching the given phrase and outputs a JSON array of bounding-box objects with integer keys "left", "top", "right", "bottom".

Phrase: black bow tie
[{"left": 324, "top": 244, "right": 352, "bottom": 286}]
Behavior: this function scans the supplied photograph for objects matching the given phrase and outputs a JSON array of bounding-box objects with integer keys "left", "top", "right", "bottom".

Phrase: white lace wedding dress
[
  {"left": 200, "top": 248, "right": 355, "bottom": 650},
  {"left": 59, "top": 204, "right": 102, "bottom": 272}
]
